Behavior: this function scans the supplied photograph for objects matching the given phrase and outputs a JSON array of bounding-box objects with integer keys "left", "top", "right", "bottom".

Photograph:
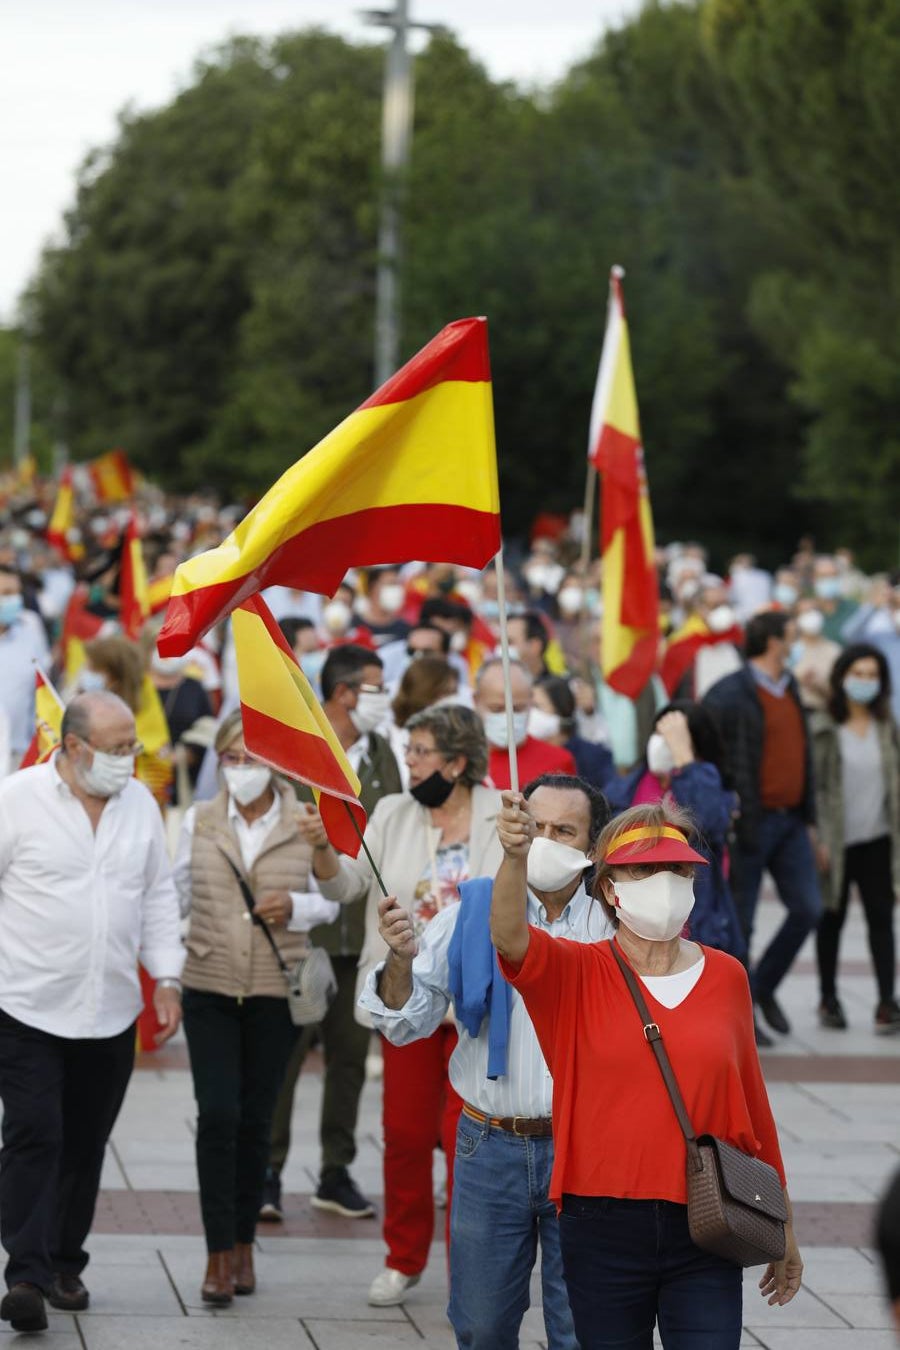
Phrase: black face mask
[{"left": 409, "top": 769, "right": 456, "bottom": 808}]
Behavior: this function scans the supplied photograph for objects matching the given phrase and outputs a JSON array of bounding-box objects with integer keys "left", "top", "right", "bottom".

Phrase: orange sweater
[
  {"left": 757, "top": 685, "right": 806, "bottom": 811},
  {"left": 499, "top": 934, "right": 785, "bottom": 1209}
]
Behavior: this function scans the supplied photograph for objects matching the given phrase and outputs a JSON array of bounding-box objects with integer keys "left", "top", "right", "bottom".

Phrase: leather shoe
[
  {"left": 756, "top": 992, "right": 791, "bottom": 1035},
  {"left": 0, "top": 1283, "right": 48, "bottom": 1332},
  {"left": 48, "top": 1273, "right": 89, "bottom": 1311},
  {"left": 753, "top": 1018, "right": 774, "bottom": 1049},
  {"left": 232, "top": 1242, "right": 256, "bottom": 1296},
  {"left": 201, "top": 1250, "right": 234, "bottom": 1305}
]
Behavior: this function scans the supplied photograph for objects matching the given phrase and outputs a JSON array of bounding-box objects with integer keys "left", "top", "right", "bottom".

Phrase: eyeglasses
[
  {"left": 405, "top": 742, "right": 445, "bottom": 761},
  {"left": 219, "top": 751, "right": 258, "bottom": 767},
  {"left": 348, "top": 682, "right": 385, "bottom": 695},
  {"left": 81, "top": 737, "right": 143, "bottom": 759}
]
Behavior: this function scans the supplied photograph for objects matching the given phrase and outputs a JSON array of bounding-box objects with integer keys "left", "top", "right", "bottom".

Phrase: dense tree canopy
[{"left": 17, "top": 0, "right": 900, "bottom": 566}]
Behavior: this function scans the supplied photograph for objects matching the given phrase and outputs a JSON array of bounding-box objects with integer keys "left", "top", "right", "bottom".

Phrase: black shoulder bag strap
[
  {"left": 609, "top": 940, "right": 703, "bottom": 1173},
  {"left": 221, "top": 851, "right": 290, "bottom": 977}
]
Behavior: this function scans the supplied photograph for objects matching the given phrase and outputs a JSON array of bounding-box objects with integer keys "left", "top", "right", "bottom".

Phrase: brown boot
[
  {"left": 233, "top": 1242, "right": 256, "bottom": 1295},
  {"left": 201, "top": 1250, "right": 234, "bottom": 1305}
]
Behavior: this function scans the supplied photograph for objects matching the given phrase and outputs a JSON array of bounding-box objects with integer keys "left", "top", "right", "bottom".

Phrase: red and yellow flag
[
  {"left": 588, "top": 267, "right": 659, "bottom": 698},
  {"left": 89, "top": 449, "right": 134, "bottom": 503},
  {"left": 232, "top": 596, "right": 366, "bottom": 856},
  {"left": 158, "top": 317, "right": 500, "bottom": 656},
  {"left": 19, "top": 668, "right": 65, "bottom": 769},
  {"left": 46, "top": 467, "right": 84, "bottom": 562},
  {"left": 119, "top": 515, "right": 150, "bottom": 639}
]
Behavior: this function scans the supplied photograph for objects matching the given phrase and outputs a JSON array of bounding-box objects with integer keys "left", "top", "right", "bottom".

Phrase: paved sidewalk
[{"left": 3, "top": 890, "right": 898, "bottom": 1347}]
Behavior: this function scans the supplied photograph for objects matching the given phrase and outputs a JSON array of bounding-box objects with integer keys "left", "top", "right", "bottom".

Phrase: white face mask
[
  {"left": 224, "top": 764, "right": 272, "bottom": 806},
  {"left": 376, "top": 582, "right": 405, "bottom": 615},
  {"left": 706, "top": 604, "right": 736, "bottom": 635},
  {"left": 78, "top": 669, "right": 108, "bottom": 693},
  {"left": 796, "top": 609, "right": 825, "bottom": 637},
  {"left": 528, "top": 706, "right": 561, "bottom": 741},
  {"left": 322, "top": 600, "right": 352, "bottom": 635},
  {"left": 557, "top": 587, "right": 583, "bottom": 617},
  {"left": 527, "top": 836, "right": 591, "bottom": 893},
  {"left": 482, "top": 709, "right": 529, "bottom": 748},
  {"left": 646, "top": 732, "right": 675, "bottom": 776},
  {"left": 349, "top": 688, "right": 392, "bottom": 735},
  {"left": 613, "top": 871, "right": 695, "bottom": 942},
  {"left": 450, "top": 630, "right": 468, "bottom": 653},
  {"left": 79, "top": 750, "right": 135, "bottom": 798}
]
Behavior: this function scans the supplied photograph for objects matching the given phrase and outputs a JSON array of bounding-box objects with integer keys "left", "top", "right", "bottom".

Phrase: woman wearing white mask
[
  {"left": 604, "top": 703, "right": 745, "bottom": 959},
  {"left": 172, "top": 710, "right": 340, "bottom": 1306},
  {"left": 790, "top": 601, "right": 842, "bottom": 711},
  {"left": 307, "top": 704, "right": 503, "bottom": 1308},
  {"left": 491, "top": 800, "right": 803, "bottom": 1348},
  {"left": 812, "top": 644, "right": 900, "bottom": 1033},
  {"left": 530, "top": 675, "right": 614, "bottom": 790}
]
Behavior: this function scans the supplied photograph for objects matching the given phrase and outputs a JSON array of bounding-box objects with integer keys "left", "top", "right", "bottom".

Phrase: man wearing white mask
[
  {"left": 475, "top": 658, "right": 576, "bottom": 790},
  {"left": 0, "top": 565, "right": 50, "bottom": 771},
  {"left": 0, "top": 691, "right": 184, "bottom": 1332},
  {"left": 357, "top": 567, "right": 411, "bottom": 648},
  {"left": 361, "top": 774, "right": 612, "bottom": 1349},
  {"left": 791, "top": 601, "right": 841, "bottom": 712}
]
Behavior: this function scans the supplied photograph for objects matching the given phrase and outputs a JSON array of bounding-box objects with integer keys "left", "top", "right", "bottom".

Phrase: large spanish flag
[
  {"left": 19, "top": 668, "right": 65, "bottom": 769},
  {"left": 158, "top": 317, "right": 500, "bottom": 656},
  {"left": 588, "top": 268, "right": 659, "bottom": 698},
  {"left": 232, "top": 596, "right": 366, "bottom": 857}
]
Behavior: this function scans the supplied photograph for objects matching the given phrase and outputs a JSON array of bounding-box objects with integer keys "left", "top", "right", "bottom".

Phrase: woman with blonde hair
[
  {"left": 388, "top": 656, "right": 459, "bottom": 786},
  {"left": 82, "top": 635, "right": 172, "bottom": 806},
  {"left": 491, "top": 797, "right": 802, "bottom": 1348}
]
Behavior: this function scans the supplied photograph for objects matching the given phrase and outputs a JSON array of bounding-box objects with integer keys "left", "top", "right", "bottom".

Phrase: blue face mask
[
  {"left": 78, "top": 669, "right": 107, "bottom": 693},
  {"left": 814, "top": 577, "right": 841, "bottom": 601},
  {"left": 299, "top": 650, "right": 326, "bottom": 688},
  {"left": 773, "top": 583, "right": 797, "bottom": 607},
  {"left": 844, "top": 676, "right": 880, "bottom": 705},
  {"left": 0, "top": 594, "right": 23, "bottom": 628}
]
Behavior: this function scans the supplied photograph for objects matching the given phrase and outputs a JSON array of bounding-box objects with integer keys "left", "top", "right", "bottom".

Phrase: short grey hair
[
  {"left": 474, "top": 656, "right": 531, "bottom": 691},
  {"left": 406, "top": 703, "right": 488, "bottom": 786},
  {"left": 60, "top": 691, "right": 131, "bottom": 748},
  {"left": 214, "top": 708, "right": 244, "bottom": 755}
]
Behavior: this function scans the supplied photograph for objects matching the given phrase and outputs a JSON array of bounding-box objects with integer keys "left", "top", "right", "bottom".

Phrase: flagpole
[
  {"left": 492, "top": 547, "right": 520, "bottom": 794},
  {"left": 343, "top": 801, "right": 390, "bottom": 898},
  {"left": 577, "top": 463, "right": 597, "bottom": 681}
]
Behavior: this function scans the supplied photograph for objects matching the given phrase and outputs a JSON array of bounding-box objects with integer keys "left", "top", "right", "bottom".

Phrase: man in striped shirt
[{"left": 359, "top": 773, "right": 611, "bottom": 1349}]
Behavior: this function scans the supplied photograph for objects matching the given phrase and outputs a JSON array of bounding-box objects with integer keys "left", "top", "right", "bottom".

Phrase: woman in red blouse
[{"left": 490, "top": 797, "right": 803, "bottom": 1349}]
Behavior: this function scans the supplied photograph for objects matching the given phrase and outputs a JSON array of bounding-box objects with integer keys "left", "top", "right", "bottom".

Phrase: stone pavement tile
[
  {"left": 299, "top": 1320, "right": 440, "bottom": 1349},
  {"left": 0, "top": 1332, "right": 80, "bottom": 1348},
  {"left": 76, "top": 1315, "right": 316, "bottom": 1348},
  {"left": 739, "top": 1280, "right": 846, "bottom": 1331},
  {"left": 788, "top": 1174, "right": 885, "bottom": 1202},
  {"left": 781, "top": 1144, "right": 899, "bottom": 1179},
  {"left": 801, "top": 1245, "right": 884, "bottom": 1294},
  {"left": 745, "top": 1333, "right": 897, "bottom": 1350},
  {"left": 817, "top": 1294, "right": 895, "bottom": 1330},
  {"left": 76, "top": 1256, "right": 183, "bottom": 1316}
]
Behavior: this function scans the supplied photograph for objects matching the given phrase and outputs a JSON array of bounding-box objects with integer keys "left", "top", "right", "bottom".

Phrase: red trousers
[{"left": 381, "top": 1024, "right": 462, "bottom": 1275}]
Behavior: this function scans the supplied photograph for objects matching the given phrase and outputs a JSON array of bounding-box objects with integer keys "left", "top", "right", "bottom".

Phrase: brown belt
[{"left": 462, "top": 1102, "right": 553, "bottom": 1138}]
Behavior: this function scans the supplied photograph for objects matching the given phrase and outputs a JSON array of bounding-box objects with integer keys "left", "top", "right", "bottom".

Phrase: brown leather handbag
[{"left": 611, "top": 942, "right": 787, "bottom": 1268}]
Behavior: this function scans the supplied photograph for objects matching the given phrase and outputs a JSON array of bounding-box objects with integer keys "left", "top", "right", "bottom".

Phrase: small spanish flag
[
  {"left": 158, "top": 317, "right": 500, "bottom": 656},
  {"left": 588, "top": 268, "right": 659, "bottom": 698},
  {"left": 19, "top": 667, "right": 65, "bottom": 769},
  {"left": 46, "top": 467, "right": 84, "bottom": 562},
  {"left": 119, "top": 515, "right": 150, "bottom": 639},
  {"left": 89, "top": 449, "right": 135, "bottom": 503},
  {"left": 232, "top": 596, "right": 366, "bottom": 857}
]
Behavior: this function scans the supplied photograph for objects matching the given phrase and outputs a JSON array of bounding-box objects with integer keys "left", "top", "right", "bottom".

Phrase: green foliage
[{"left": 24, "top": 5, "right": 900, "bottom": 564}]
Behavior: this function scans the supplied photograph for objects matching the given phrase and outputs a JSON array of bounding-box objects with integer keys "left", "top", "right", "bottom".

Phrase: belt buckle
[{"left": 511, "top": 1116, "right": 530, "bottom": 1136}]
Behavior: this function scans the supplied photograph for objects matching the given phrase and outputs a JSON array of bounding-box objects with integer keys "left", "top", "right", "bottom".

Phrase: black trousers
[
  {"left": 817, "top": 834, "right": 896, "bottom": 1004},
  {"left": 269, "top": 954, "right": 369, "bottom": 1177},
  {"left": 182, "top": 990, "right": 296, "bottom": 1252},
  {"left": 0, "top": 1008, "right": 135, "bottom": 1291}
]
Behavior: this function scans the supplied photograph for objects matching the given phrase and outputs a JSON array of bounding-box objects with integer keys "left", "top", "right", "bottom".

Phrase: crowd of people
[{"left": 0, "top": 480, "right": 897, "bottom": 1343}]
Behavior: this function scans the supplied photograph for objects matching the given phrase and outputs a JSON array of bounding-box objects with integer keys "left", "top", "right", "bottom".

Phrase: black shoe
[
  {"left": 48, "top": 1273, "right": 89, "bottom": 1311},
  {"left": 311, "top": 1168, "right": 375, "bottom": 1219},
  {"left": 818, "top": 996, "right": 848, "bottom": 1030},
  {"left": 756, "top": 992, "right": 791, "bottom": 1035},
  {"left": 875, "top": 999, "right": 900, "bottom": 1035},
  {"left": 258, "top": 1169, "right": 283, "bottom": 1223},
  {"left": 753, "top": 1018, "right": 774, "bottom": 1049},
  {"left": 0, "top": 1283, "right": 48, "bottom": 1332}
]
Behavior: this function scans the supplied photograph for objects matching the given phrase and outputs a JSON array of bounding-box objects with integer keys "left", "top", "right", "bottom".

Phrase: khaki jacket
[
  {"left": 182, "top": 784, "right": 314, "bottom": 998},
  {"left": 317, "top": 783, "right": 504, "bottom": 1024}
]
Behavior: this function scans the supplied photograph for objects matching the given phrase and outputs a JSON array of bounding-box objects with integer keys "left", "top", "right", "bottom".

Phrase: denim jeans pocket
[{"left": 456, "top": 1115, "right": 485, "bottom": 1159}]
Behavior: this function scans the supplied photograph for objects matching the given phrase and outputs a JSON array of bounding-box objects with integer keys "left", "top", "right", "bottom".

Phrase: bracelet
[{"left": 156, "top": 978, "right": 183, "bottom": 994}]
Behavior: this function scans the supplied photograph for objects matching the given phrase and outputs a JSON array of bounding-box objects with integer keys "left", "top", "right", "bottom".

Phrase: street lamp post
[{"left": 361, "top": 2, "right": 445, "bottom": 386}]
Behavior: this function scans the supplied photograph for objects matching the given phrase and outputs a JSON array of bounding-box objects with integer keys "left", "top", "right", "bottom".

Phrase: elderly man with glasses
[{"left": 0, "top": 691, "right": 184, "bottom": 1333}]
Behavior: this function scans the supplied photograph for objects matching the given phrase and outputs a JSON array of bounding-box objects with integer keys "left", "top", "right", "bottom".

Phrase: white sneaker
[{"left": 367, "top": 1268, "right": 421, "bottom": 1307}]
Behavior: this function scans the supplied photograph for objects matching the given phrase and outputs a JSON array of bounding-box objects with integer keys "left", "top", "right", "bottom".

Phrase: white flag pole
[{"left": 492, "top": 546, "right": 520, "bottom": 794}]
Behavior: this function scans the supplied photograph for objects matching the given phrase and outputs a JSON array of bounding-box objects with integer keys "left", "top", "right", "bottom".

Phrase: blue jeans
[
  {"left": 559, "top": 1195, "right": 742, "bottom": 1349},
  {"left": 734, "top": 809, "right": 823, "bottom": 997},
  {"left": 448, "top": 1111, "right": 577, "bottom": 1349}
]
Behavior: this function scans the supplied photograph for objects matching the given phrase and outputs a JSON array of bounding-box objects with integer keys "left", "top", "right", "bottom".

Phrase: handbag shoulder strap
[
  {"left": 220, "top": 850, "right": 290, "bottom": 976},
  {"left": 609, "top": 940, "right": 699, "bottom": 1156}
]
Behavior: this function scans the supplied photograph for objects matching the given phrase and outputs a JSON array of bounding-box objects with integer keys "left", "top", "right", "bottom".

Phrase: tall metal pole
[{"left": 363, "top": 2, "right": 443, "bottom": 386}]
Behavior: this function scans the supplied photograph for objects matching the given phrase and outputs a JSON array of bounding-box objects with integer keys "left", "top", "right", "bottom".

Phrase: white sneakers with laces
[{"left": 367, "top": 1268, "right": 421, "bottom": 1307}]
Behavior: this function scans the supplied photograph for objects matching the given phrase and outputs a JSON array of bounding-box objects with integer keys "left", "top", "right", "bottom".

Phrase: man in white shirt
[
  {"left": 0, "top": 691, "right": 184, "bottom": 1333},
  {"left": 0, "top": 566, "right": 50, "bottom": 770},
  {"left": 359, "top": 774, "right": 612, "bottom": 1347}
]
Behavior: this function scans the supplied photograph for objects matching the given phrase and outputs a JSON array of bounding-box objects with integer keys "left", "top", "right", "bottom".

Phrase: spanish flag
[
  {"left": 588, "top": 268, "right": 659, "bottom": 698},
  {"left": 46, "top": 467, "right": 84, "bottom": 562},
  {"left": 232, "top": 596, "right": 366, "bottom": 857},
  {"left": 158, "top": 317, "right": 500, "bottom": 656},
  {"left": 89, "top": 449, "right": 135, "bottom": 503},
  {"left": 19, "top": 668, "right": 65, "bottom": 769},
  {"left": 119, "top": 515, "right": 150, "bottom": 639}
]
